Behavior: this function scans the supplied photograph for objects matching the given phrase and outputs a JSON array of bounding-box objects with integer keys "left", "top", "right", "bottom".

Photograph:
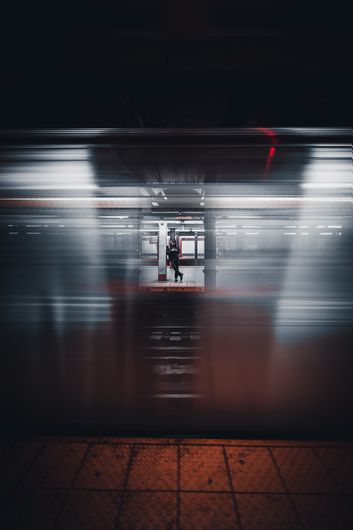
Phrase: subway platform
[
  {"left": 139, "top": 266, "right": 204, "bottom": 292},
  {"left": 1, "top": 436, "right": 352, "bottom": 529}
]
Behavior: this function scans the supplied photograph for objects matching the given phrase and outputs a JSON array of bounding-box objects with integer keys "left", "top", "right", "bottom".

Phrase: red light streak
[{"left": 257, "top": 128, "right": 277, "bottom": 178}]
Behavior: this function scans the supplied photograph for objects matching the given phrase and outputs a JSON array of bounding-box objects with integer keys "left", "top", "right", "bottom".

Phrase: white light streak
[
  {"left": 100, "top": 225, "right": 126, "bottom": 228},
  {"left": 300, "top": 182, "right": 352, "bottom": 189},
  {"left": 99, "top": 215, "right": 129, "bottom": 219}
]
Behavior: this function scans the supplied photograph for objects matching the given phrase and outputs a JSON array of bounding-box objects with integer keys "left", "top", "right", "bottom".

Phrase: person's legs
[
  {"left": 175, "top": 259, "right": 183, "bottom": 280},
  {"left": 172, "top": 261, "right": 179, "bottom": 280}
]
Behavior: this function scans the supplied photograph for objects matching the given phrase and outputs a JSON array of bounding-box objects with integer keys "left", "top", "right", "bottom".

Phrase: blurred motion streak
[{"left": 0, "top": 128, "right": 352, "bottom": 437}]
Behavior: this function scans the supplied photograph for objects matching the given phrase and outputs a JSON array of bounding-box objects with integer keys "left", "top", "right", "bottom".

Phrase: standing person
[{"left": 167, "top": 240, "right": 184, "bottom": 282}]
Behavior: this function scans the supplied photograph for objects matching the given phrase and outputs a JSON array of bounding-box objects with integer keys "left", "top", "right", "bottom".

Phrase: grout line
[
  {"left": 0, "top": 441, "right": 47, "bottom": 508},
  {"left": 177, "top": 445, "right": 181, "bottom": 530},
  {"left": 114, "top": 444, "right": 137, "bottom": 529},
  {"left": 52, "top": 442, "right": 92, "bottom": 530},
  {"left": 311, "top": 447, "right": 343, "bottom": 494},
  {"left": 16, "top": 439, "right": 353, "bottom": 449},
  {"left": 7, "top": 485, "right": 353, "bottom": 496},
  {"left": 70, "top": 444, "right": 93, "bottom": 488},
  {"left": 267, "top": 448, "right": 289, "bottom": 492},
  {"left": 222, "top": 446, "right": 244, "bottom": 530},
  {"left": 268, "top": 447, "right": 305, "bottom": 530}
]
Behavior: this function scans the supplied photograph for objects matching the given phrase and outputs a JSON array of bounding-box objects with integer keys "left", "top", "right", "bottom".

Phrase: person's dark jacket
[{"left": 167, "top": 244, "right": 180, "bottom": 262}]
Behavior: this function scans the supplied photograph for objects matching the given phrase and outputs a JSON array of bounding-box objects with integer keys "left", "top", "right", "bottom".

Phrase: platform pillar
[
  {"left": 158, "top": 221, "right": 167, "bottom": 281},
  {"left": 204, "top": 209, "right": 217, "bottom": 289}
]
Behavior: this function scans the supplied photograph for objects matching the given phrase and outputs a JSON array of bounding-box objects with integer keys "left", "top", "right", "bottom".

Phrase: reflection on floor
[
  {"left": 1, "top": 436, "right": 352, "bottom": 529},
  {"left": 139, "top": 266, "right": 204, "bottom": 292}
]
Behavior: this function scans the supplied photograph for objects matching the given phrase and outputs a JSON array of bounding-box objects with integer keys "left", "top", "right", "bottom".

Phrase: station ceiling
[{"left": 1, "top": 2, "right": 350, "bottom": 128}]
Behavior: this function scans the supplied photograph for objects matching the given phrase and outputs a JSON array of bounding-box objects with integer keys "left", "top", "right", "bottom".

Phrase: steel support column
[
  {"left": 158, "top": 221, "right": 167, "bottom": 281},
  {"left": 204, "top": 209, "right": 217, "bottom": 289}
]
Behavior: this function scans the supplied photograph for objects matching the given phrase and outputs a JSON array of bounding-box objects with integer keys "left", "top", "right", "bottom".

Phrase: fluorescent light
[
  {"left": 1, "top": 184, "right": 99, "bottom": 191},
  {"left": 227, "top": 215, "right": 262, "bottom": 219},
  {"left": 211, "top": 196, "right": 351, "bottom": 204},
  {"left": 0, "top": 197, "right": 139, "bottom": 202},
  {"left": 100, "top": 225, "right": 126, "bottom": 228},
  {"left": 300, "top": 183, "right": 352, "bottom": 189},
  {"left": 99, "top": 215, "right": 129, "bottom": 219}
]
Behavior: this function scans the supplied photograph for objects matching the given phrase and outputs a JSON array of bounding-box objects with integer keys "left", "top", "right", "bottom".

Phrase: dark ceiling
[{"left": 1, "top": 1, "right": 351, "bottom": 127}]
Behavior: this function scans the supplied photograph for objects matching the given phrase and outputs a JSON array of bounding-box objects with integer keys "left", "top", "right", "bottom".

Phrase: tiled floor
[
  {"left": 139, "top": 266, "right": 204, "bottom": 291},
  {"left": 0, "top": 437, "right": 352, "bottom": 529}
]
